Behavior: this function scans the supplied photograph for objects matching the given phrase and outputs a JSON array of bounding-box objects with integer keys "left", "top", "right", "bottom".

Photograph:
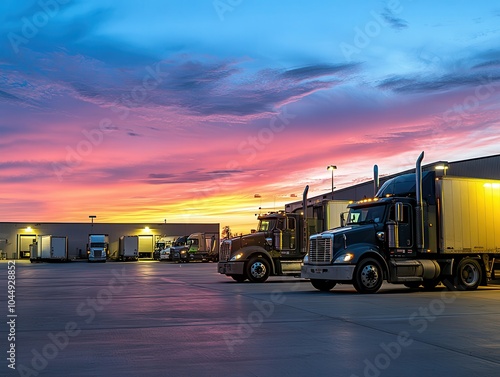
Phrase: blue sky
[{"left": 1, "top": 0, "right": 499, "bottom": 232}]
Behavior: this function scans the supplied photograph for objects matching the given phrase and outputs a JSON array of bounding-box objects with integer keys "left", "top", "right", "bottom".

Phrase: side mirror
[{"left": 340, "top": 212, "right": 349, "bottom": 227}]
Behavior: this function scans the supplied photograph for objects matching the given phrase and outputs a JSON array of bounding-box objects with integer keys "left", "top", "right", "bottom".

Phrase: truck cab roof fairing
[{"left": 375, "top": 171, "right": 436, "bottom": 205}]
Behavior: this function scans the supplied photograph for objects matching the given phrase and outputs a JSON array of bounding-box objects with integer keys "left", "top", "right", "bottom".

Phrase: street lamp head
[{"left": 327, "top": 165, "right": 337, "bottom": 171}]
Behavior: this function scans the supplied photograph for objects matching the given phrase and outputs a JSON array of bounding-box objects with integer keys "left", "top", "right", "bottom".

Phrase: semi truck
[
  {"left": 301, "top": 151, "right": 500, "bottom": 293},
  {"left": 160, "top": 235, "right": 189, "bottom": 261},
  {"left": 177, "top": 232, "right": 219, "bottom": 262},
  {"left": 153, "top": 237, "right": 172, "bottom": 260},
  {"left": 218, "top": 187, "right": 350, "bottom": 282},
  {"left": 87, "top": 234, "right": 109, "bottom": 263},
  {"left": 118, "top": 235, "right": 139, "bottom": 261},
  {"left": 30, "top": 235, "right": 68, "bottom": 262}
]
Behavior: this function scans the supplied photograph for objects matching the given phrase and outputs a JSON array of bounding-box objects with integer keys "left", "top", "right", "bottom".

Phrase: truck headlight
[
  {"left": 303, "top": 254, "right": 309, "bottom": 264},
  {"left": 230, "top": 253, "right": 243, "bottom": 261},
  {"left": 334, "top": 253, "right": 354, "bottom": 263}
]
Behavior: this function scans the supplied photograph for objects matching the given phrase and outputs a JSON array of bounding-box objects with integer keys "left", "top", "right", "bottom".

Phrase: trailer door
[{"left": 51, "top": 237, "right": 67, "bottom": 259}]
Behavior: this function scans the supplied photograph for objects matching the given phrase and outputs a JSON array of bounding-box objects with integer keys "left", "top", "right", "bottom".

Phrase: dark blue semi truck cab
[{"left": 302, "top": 152, "right": 500, "bottom": 293}]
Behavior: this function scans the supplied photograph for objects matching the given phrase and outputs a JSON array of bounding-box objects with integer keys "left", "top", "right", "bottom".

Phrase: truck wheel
[
  {"left": 455, "top": 258, "right": 482, "bottom": 291},
  {"left": 353, "top": 258, "right": 383, "bottom": 294},
  {"left": 310, "top": 279, "right": 336, "bottom": 292},
  {"left": 246, "top": 257, "right": 270, "bottom": 283},
  {"left": 231, "top": 275, "right": 246, "bottom": 283}
]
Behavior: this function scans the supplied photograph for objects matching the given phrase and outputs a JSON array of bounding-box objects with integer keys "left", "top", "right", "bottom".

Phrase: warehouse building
[
  {"left": 0, "top": 222, "right": 219, "bottom": 260},
  {"left": 286, "top": 154, "right": 500, "bottom": 215}
]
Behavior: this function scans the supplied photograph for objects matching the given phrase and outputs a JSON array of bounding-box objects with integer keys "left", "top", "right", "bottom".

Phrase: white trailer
[
  {"left": 118, "top": 235, "right": 139, "bottom": 261},
  {"left": 31, "top": 235, "right": 68, "bottom": 262}
]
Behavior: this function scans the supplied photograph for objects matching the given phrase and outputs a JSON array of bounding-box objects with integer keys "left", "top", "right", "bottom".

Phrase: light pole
[
  {"left": 327, "top": 165, "right": 337, "bottom": 198},
  {"left": 89, "top": 215, "right": 96, "bottom": 232}
]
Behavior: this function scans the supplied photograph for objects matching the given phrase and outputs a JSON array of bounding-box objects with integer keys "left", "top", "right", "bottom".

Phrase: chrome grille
[
  {"left": 93, "top": 250, "right": 102, "bottom": 258},
  {"left": 219, "top": 240, "right": 231, "bottom": 261},
  {"left": 309, "top": 236, "right": 332, "bottom": 264}
]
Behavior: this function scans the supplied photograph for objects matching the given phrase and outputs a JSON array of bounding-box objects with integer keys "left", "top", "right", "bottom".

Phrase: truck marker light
[{"left": 484, "top": 183, "right": 500, "bottom": 189}]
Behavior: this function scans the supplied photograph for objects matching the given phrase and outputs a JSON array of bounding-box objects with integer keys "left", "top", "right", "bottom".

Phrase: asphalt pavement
[{"left": 1, "top": 260, "right": 500, "bottom": 377}]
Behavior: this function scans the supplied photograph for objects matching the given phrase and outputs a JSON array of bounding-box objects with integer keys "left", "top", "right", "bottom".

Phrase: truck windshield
[
  {"left": 258, "top": 219, "right": 276, "bottom": 232},
  {"left": 90, "top": 242, "right": 106, "bottom": 248},
  {"left": 187, "top": 239, "right": 199, "bottom": 246},
  {"left": 174, "top": 237, "right": 187, "bottom": 246},
  {"left": 346, "top": 205, "right": 386, "bottom": 225}
]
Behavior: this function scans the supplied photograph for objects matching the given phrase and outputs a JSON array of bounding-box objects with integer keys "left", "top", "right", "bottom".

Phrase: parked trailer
[
  {"left": 31, "top": 235, "right": 68, "bottom": 262},
  {"left": 87, "top": 234, "right": 109, "bottom": 263},
  {"left": 118, "top": 235, "right": 139, "bottom": 261},
  {"left": 301, "top": 151, "right": 500, "bottom": 293}
]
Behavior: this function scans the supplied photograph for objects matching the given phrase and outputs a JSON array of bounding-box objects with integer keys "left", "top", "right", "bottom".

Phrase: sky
[{"left": 1, "top": 0, "right": 500, "bottom": 234}]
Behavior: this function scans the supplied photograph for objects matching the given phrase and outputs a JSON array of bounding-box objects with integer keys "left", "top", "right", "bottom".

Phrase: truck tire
[
  {"left": 353, "top": 258, "right": 383, "bottom": 294},
  {"left": 246, "top": 257, "right": 270, "bottom": 283},
  {"left": 310, "top": 279, "right": 336, "bottom": 292},
  {"left": 455, "top": 258, "right": 482, "bottom": 291},
  {"left": 231, "top": 275, "right": 246, "bottom": 283}
]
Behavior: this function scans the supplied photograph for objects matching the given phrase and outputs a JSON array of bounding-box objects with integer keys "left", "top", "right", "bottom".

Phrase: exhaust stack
[
  {"left": 415, "top": 151, "right": 425, "bottom": 252},
  {"left": 373, "top": 165, "right": 379, "bottom": 196},
  {"left": 302, "top": 185, "right": 309, "bottom": 254}
]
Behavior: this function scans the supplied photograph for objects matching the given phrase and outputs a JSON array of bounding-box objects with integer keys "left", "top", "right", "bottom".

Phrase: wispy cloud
[
  {"left": 380, "top": 7, "right": 408, "bottom": 30},
  {"left": 378, "top": 71, "right": 500, "bottom": 93}
]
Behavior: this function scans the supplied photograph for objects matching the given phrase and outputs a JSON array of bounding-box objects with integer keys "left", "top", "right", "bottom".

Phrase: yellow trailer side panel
[
  {"left": 326, "top": 200, "right": 351, "bottom": 230},
  {"left": 441, "top": 177, "right": 500, "bottom": 253}
]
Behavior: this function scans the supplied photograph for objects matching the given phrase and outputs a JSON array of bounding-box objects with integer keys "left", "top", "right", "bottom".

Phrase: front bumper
[
  {"left": 218, "top": 261, "right": 245, "bottom": 275},
  {"left": 301, "top": 264, "right": 355, "bottom": 281}
]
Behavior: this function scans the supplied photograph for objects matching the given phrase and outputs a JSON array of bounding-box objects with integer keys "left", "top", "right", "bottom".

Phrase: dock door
[
  {"left": 18, "top": 234, "right": 36, "bottom": 259},
  {"left": 138, "top": 235, "right": 153, "bottom": 258}
]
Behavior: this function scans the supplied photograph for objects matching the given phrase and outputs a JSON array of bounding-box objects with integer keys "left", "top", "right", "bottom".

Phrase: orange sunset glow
[{"left": 1, "top": 1, "right": 500, "bottom": 234}]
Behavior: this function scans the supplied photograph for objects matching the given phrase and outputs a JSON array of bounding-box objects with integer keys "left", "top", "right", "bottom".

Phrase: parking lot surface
[{"left": 2, "top": 260, "right": 500, "bottom": 377}]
